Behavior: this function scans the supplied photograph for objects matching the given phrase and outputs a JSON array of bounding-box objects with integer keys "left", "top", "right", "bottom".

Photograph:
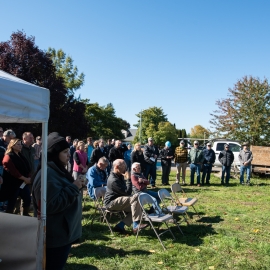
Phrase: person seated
[
  {"left": 130, "top": 162, "right": 161, "bottom": 207},
  {"left": 87, "top": 157, "right": 109, "bottom": 199},
  {"left": 104, "top": 159, "right": 148, "bottom": 234}
]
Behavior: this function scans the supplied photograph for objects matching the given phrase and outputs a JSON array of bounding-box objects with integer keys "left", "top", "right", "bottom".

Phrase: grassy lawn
[{"left": 65, "top": 171, "right": 270, "bottom": 270}]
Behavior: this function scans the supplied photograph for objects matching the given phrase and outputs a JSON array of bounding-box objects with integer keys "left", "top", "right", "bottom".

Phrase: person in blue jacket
[
  {"left": 87, "top": 156, "right": 108, "bottom": 199},
  {"left": 202, "top": 142, "right": 216, "bottom": 185}
]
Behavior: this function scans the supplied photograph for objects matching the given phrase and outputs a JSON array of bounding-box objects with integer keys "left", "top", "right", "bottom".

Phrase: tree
[
  {"left": 83, "top": 100, "right": 130, "bottom": 139},
  {"left": 182, "top": 129, "right": 187, "bottom": 138},
  {"left": 152, "top": 122, "right": 178, "bottom": 147},
  {"left": 133, "top": 107, "right": 167, "bottom": 143},
  {"left": 191, "top": 125, "right": 210, "bottom": 139},
  {"left": 47, "top": 48, "right": 85, "bottom": 95},
  {"left": 210, "top": 76, "right": 270, "bottom": 145},
  {"left": 0, "top": 31, "right": 88, "bottom": 138}
]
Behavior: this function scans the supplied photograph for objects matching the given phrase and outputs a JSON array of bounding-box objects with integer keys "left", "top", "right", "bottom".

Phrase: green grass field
[{"left": 65, "top": 171, "right": 270, "bottom": 270}]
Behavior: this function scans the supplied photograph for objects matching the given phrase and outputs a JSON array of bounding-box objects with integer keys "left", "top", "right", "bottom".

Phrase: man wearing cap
[
  {"left": 188, "top": 141, "right": 204, "bottom": 186},
  {"left": 218, "top": 144, "right": 234, "bottom": 185},
  {"left": 238, "top": 142, "right": 253, "bottom": 185},
  {"left": 174, "top": 140, "right": 188, "bottom": 185},
  {"left": 143, "top": 137, "right": 159, "bottom": 188},
  {"left": 202, "top": 143, "right": 216, "bottom": 185},
  {"left": 159, "top": 141, "right": 174, "bottom": 185}
]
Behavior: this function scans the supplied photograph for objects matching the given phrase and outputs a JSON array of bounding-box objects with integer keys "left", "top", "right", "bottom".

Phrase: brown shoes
[{"left": 133, "top": 223, "right": 149, "bottom": 233}]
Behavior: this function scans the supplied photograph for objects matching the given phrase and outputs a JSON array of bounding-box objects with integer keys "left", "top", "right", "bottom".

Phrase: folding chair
[
  {"left": 136, "top": 193, "right": 183, "bottom": 250},
  {"left": 158, "top": 189, "right": 189, "bottom": 225},
  {"left": 92, "top": 187, "right": 125, "bottom": 234},
  {"left": 171, "top": 183, "right": 201, "bottom": 219}
]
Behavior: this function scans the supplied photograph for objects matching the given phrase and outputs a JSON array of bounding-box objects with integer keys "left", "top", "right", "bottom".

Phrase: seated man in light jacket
[{"left": 87, "top": 157, "right": 108, "bottom": 199}]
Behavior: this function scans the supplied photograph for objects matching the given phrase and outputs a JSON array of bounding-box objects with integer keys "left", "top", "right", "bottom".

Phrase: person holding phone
[{"left": 32, "top": 132, "right": 84, "bottom": 270}]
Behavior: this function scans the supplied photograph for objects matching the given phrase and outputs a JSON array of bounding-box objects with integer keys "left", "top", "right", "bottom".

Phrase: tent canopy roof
[{"left": 0, "top": 70, "right": 50, "bottom": 123}]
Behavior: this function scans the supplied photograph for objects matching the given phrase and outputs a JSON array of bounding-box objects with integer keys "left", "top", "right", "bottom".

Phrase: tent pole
[{"left": 37, "top": 122, "right": 48, "bottom": 270}]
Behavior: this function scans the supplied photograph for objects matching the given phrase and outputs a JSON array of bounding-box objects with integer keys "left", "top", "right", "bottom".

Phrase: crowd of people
[{"left": 0, "top": 129, "right": 253, "bottom": 269}]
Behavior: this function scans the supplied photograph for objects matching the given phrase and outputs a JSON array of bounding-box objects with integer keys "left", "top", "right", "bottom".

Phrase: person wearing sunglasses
[
  {"left": 218, "top": 144, "right": 234, "bottom": 185},
  {"left": 188, "top": 140, "right": 204, "bottom": 186}
]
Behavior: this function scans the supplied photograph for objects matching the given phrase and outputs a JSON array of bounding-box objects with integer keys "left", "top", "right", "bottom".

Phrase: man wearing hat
[
  {"left": 202, "top": 142, "right": 216, "bottom": 185},
  {"left": 159, "top": 141, "right": 174, "bottom": 185},
  {"left": 143, "top": 137, "right": 159, "bottom": 188},
  {"left": 188, "top": 141, "right": 204, "bottom": 186},
  {"left": 218, "top": 144, "right": 234, "bottom": 185},
  {"left": 238, "top": 142, "right": 253, "bottom": 185},
  {"left": 174, "top": 140, "right": 188, "bottom": 185}
]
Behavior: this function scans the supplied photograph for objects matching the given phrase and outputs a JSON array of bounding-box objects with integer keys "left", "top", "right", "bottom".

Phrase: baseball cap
[{"left": 148, "top": 137, "right": 153, "bottom": 141}]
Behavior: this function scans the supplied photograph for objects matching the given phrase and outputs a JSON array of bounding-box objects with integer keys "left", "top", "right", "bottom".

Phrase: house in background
[{"left": 121, "top": 128, "right": 137, "bottom": 145}]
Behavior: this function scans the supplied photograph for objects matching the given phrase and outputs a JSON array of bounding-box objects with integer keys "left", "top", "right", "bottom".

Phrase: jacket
[
  {"left": 218, "top": 150, "right": 234, "bottom": 166},
  {"left": 32, "top": 161, "right": 82, "bottom": 248},
  {"left": 174, "top": 146, "right": 188, "bottom": 163},
  {"left": 73, "top": 150, "right": 88, "bottom": 172},
  {"left": 108, "top": 145, "right": 128, "bottom": 162},
  {"left": 131, "top": 150, "right": 145, "bottom": 172},
  {"left": 131, "top": 171, "right": 149, "bottom": 193},
  {"left": 188, "top": 148, "right": 204, "bottom": 164},
  {"left": 89, "top": 147, "right": 109, "bottom": 167},
  {"left": 69, "top": 145, "right": 76, "bottom": 164},
  {"left": 143, "top": 144, "right": 159, "bottom": 165},
  {"left": 86, "top": 164, "right": 107, "bottom": 199},
  {"left": 159, "top": 147, "right": 174, "bottom": 166},
  {"left": 21, "top": 143, "right": 35, "bottom": 176},
  {"left": 104, "top": 172, "right": 132, "bottom": 207},
  {"left": 238, "top": 150, "right": 253, "bottom": 166},
  {"left": 203, "top": 149, "right": 216, "bottom": 164}
]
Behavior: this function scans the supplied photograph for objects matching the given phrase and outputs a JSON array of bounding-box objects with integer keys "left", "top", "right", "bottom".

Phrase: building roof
[{"left": 121, "top": 128, "right": 137, "bottom": 142}]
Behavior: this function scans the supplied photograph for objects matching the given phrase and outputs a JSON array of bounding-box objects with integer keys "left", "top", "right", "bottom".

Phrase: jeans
[
  {"left": 221, "top": 166, "right": 231, "bottom": 184},
  {"left": 6, "top": 185, "right": 31, "bottom": 212},
  {"left": 144, "top": 163, "right": 157, "bottom": 186},
  {"left": 161, "top": 164, "right": 171, "bottom": 184},
  {"left": 34, "top": 159, "right": 40, "bottom": 172},
  {"left": 190, "top": 163, "right": 201, "bottom": 185},
  {"left": 46, "top": 243, "right": 72, "bottom": 270},
  {"left": 143, "top": 189, "right": 161, "bottom": 204},
  {"left": 240, "top": 165, "right": 251, "bottom": 183},
  {"left": 202, "top": 164, "right": 212, "bottom": 184}
]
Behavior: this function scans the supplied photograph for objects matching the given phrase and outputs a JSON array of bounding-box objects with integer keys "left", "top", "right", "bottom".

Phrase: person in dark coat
[
  {"left": 131, "top": 143, "right": 145, "bottom": 174},
  {"left": 218, "top": 143, "right": 234, "bottom": 185},
  {"left": 159, "top": 141, "right": 174, "bottom": 185},
  {"left": 202, "top": 142, "right": 216, "bottom": 185},
  {"left": 89, "top": 139, "right": 109, "bottom": 167},
  {"left": 0, "top": 138, "right": 31, "bottom": 215},
  {"left": 108, "top": 140, "right": 128, "bottom": 163},
  {"left": 32, "top": 132, "right": 84, "bottom": 270}
]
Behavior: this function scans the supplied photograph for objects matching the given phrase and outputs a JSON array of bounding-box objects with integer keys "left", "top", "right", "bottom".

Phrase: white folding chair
[
  {"left": 158, "top": 189, "right": 189, "bottom": 225},
  {"left": 171, "top": 183, "right": 201, "bottom": 219},
  {"left": 92, "top": 187, "right": 125, "bottom": 234},
  {"left": 136, "top": 193, "right": 183, "bottom": 250}
]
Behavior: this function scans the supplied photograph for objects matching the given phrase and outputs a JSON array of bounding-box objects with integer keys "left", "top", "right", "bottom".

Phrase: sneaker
[
  {"left": 133, "top": 223, "right": 149, "bottom": 233},
  {"left": 240, "top": 182, "right": 245, "bottom": 185},
  {"left": 246, "top": 182, "right": 250, "bottom": 186},
  {"left": 182, "top": 182, "right": 187, "bottom": 186}
]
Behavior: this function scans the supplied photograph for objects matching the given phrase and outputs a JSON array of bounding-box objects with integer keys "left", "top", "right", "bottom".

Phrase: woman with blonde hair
[
  {"left": 131, "top": 143, "right": 145, "bottom": 174},
  {"left": 0, "top": 138, "right": 31, "bottom": 215},
  {"left": 93, "top": 140, "right": 99, "bottom": 148},
  {"left": 73, "top": 141, "right": 88, "bottom": 180}
]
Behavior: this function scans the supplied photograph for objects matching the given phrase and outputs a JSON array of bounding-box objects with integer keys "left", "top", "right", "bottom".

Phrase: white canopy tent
[{"left": 0, "top": 70, "right": 50, "bottom": 270}]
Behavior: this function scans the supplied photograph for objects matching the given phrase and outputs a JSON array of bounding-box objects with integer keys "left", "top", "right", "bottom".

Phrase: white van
[{"left": 208, "top": 139, "right": 241, "bottom": 168}]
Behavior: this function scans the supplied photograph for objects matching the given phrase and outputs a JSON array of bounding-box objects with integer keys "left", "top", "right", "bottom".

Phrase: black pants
[
  {"left": 46, "top": 243, "right": 72, "bottom": 270},
  {"left": 161, "top": 164, "right": 171, "bottom": 184}
]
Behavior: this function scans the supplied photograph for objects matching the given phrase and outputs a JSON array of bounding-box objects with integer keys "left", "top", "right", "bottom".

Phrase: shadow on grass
[
  {"left": 196, "top": 215, "right": 224, "bottom": 223},
  {"left": 65, "top": 263, "right": 98, "bottom": 270}
]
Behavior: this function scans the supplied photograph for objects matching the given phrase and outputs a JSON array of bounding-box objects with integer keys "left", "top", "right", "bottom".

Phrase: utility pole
[{"left": 139, "top": 110, "right": 142, "bottom": 143}]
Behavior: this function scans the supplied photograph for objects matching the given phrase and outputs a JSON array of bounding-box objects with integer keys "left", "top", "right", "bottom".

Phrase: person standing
[
  {"left": 32, "top": 132, "right": 83, "bottom": 270},
  {"left": 32, "top": 136, "right": 42, "bottom": 172},
  {"left": 73, "top": 141, "right": 88, "bottom": 180},
  {"left": 218, "top": 144, "right": 234, "bottom": 185},
  {"left": 21, "top": 132, "right": 35, "bottom": 177},
  {"left": 202, "top": 143, "right": 216, "bottom": 185},
  {"left": 86, "top": 137, "right": 94, "bottom": 164},
  {"left": 188, "top": 140, "right": 204, "bottom": 186},
  {"left": 143, "top": 137, "right": 159, "bottom": 188},
  {"left": 66, "top": 136, "right": 72, "bottom": 147},
  {"left": 68, "top": 139, "right": 78, "bottom": 174},
  {"left": 159, "top": 141, "right": 174, "bottom": 185},
  {"left": 108, "top": 140, "right": 128, "bottom": 163},
  {"left": 239, "top": 142, "right": 253, "bottom": 185},
  {"left": 89, "top": 139, "right": 109, "bottom": 167},
  {"left": 124, "top": 144, "right": 132, "bottom": 171},
  {"left": 131, "top": 143, "right": 145, "bottom": 174},
  {"left": 174, "top": 140, "right": 188, "bottom": 185}
]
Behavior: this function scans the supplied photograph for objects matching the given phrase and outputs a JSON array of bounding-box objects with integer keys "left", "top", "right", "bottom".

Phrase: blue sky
[{"left": 1, "top": 1, "right": 270, "bottom": 134}]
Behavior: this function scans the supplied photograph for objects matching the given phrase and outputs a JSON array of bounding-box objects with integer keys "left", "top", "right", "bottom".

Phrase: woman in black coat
[
  {"left": 131, "top": 143, "right": 145, "bottom": 174},
  {"left": 0, "top": 138, "right": 31, "bottom": 215}
]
